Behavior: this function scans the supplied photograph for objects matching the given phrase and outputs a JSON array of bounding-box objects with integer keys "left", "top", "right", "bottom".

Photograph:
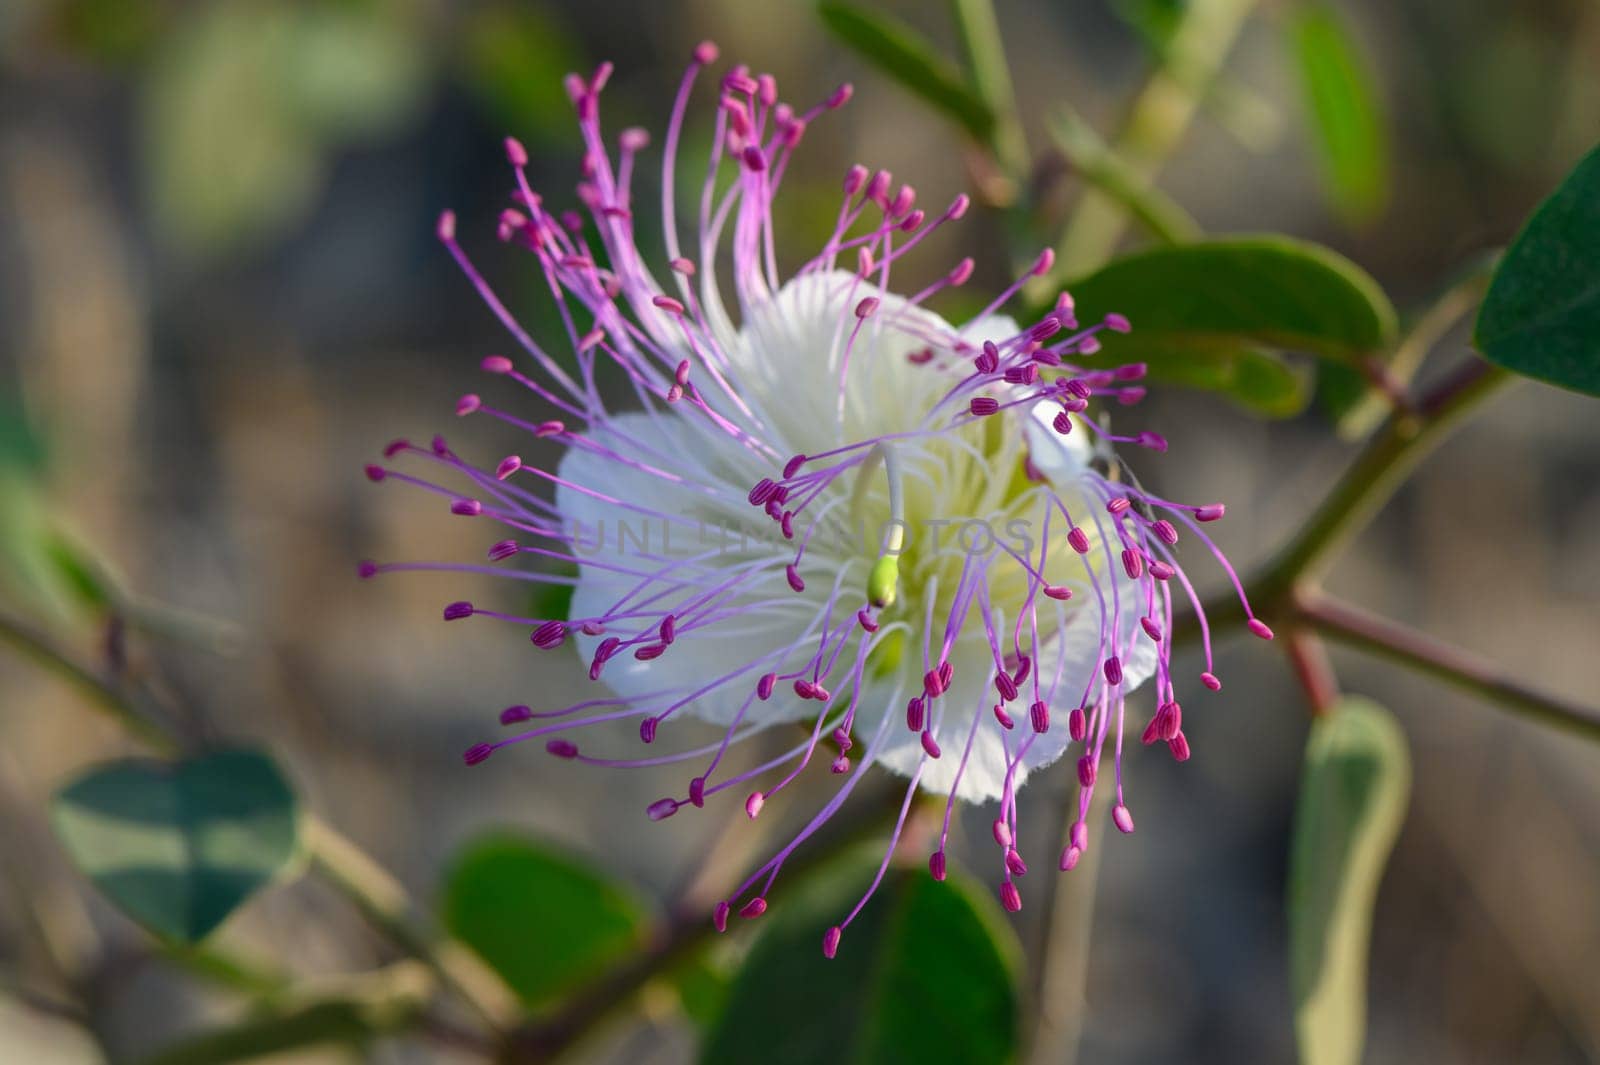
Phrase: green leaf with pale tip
[
  {"left": 1475, "top": 142, "right": 1600, "bottom": 396},
  {"left": 52, "top": 751, "right": 302, "bottom": 943},
  {"left": 1288, "top": 697, "right": 1410, "bottom": 1065},
  {"left": 702, "top": 860, "right": 1020, "bottom": 1065},
  {"left": 1288, "top": 5, "right": 1391, "bottom": 224},
  {"left": 441, "top": 834, "right": 647, "bottom": 1011},
  {"left": 818, "top": 2, "right": 995, "bottom": 144}
]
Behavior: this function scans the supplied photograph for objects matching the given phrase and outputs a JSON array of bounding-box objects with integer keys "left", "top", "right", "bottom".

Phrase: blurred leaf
[
  {"left": 142, "top": 0, "right": 427, "bottom": 255},
  {"left": 143, "top": 1, "right": 320, "bottom": 254},
  {"left": 457, "top": 1, "right": 582, "bottom": 146},
  {"left": 1314, "top": 362, "right": 1368, "bottom": 427},
  {"left": 672, "top": 952, "right": 732, "bottom": 1031},
  {"left": 1474, "top": 142, "right": 1600, "bottom": 396},
  {"left": 1288, "top": 697, "right": 1410, "bottom": 1065},
  {"left": 281, "top": 6, "right": 427, "bottom": 142},
  {"left": 136, "top": 962, "right": 431, "bottom": 1065},
  {"left": 49, "top": 0, "right": 171, "bottom": 65},
  {"left": 1063, "top": 237, "right": 1396, "bottom": 415},
  {"left": 52, "top": 751, "right": 302, "bottom": 942},
  {"left": 702, "top": 862, "right": 1019, "bottom": 1065},
  {"left": 1112, "top": 0, "right": 1188, "bottom": 50},
  {"left": 43, "top": 532, "right": 117, "bottom": 610},
  {"left": 1288, "top": 5, "right": 1390, "bottom": 224},
  {"left": 528, "top": 560, "right": 577, "bottom": 624},
  {"left": 818, "top": 2, "right": 995, "bottom": 144},
  {"left": 0, "top": 388, "right": 48, "bottom": 474},
  {"left": 442, "top": 834, "right": 646, "bottom": 1011}
]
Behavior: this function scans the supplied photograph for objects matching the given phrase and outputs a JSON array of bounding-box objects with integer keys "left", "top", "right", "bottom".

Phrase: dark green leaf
[
  {"left": 441, "top": 834, "right": 646, "bottom": 1011},
  {"left": 457, "top": 2, "right": 584, "bottom": 147},
  {"left": 673, "top": 953, "right": 732, "bottom": 1031},
  {"left": 527, "top": 559, "right": 577, "bottom": 624},
  {"left": 702, "top": 861, "right": 1019, "bottom": 1065},
  {"left": 1288, "top": 697, "right": 1410, "bottom": 1065},
  {"left": 52, "top": 751, "right": 302, "bottom": 942},
  {"left": 1111, "top": 0, "right": 1188, "bottom": 51},
  {"left": 1474, "top": 142, "right": 1600, "bottom": 396},
  {"left": 43, "top": 532, "right": 117, "bottom": 610},
  {"left": 818, "top": 2, "right": 994, "bottom": 144},
  {"left": 1288, "top": 5, "right": 1390, "bottom": 224},
  {"left": 1069, "top": 237, "right": 1397, "bottom": 357},
  {"left": 0, "top": 388, "right": 48, "bottom": 474},
  {"left": 1063, "top": 237, "right": 1395, "bottom": 415}
]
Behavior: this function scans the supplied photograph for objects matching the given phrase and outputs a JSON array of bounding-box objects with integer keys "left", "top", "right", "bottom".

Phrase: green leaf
[
  {"left": 818, "top": 2, "right": 995, "bottom": 144},
  {"left": 1474, "top": 142, "right": 1600, "bottom": 396},
  {"left": 672, "top": 952, "right": 733, "bottom": 1031},
  {"left": 441, "top": 834, "right": 646, "bottom": 1011},
  {"left": 141, "top": 0, "right": 426, "bottom": 255},
  {"left": 280, "top": 7, "right": 428, "bottom": 142},
  {"left": 1063, "top": 237, "right": 1396, "bottom": 416},
  {"left": 457, "top": 2, "right": 584, "bottom": 147},
  {"left": 1288, "top": 697, "right": 1410, "bottom": 1065},
  {"left": 52, "top": 751, "right": 302, "bottom": 942},
  {"left": 1111, "top": 0, "right": 1188, "bottom": 51},
  {"left": 1288, "top": 5, "right": 1390, "bottom": 224},
  {"left": 702, "top": 862, "right": 1020, "bottom": 1065},
  {"left": 0, "top": 387, "right": 48, "bottom": 474}
]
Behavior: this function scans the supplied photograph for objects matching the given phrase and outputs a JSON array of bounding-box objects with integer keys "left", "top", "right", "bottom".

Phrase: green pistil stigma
[{"left": 868, "top": 554, "right": 900, "bottom": 609}]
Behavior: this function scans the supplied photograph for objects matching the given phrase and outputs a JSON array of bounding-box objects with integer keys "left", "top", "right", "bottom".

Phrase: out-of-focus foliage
[
  {"left": 455, "top": 1, "right": 585, "bottom": 147},
  {"left": 52, "top": 751, "right": 303, "bottom": 942},
  {"left": 443, "top": 834, "right": 648, "bottom": 1011},
  {"left": 1287, "top": 4, "right": 1390, "bottom": 224},
  {"left": 702, "top": 858, "right": 1020, "bottom": 1065},
  {"left": 1476, "top": 143, "right": 1600, "bottom": 396},
  {"left": 1287, "top": 698, "right": 1410, "bottom": 1065},
  {"left": 818, "top": 2, "right": 995, "bottom": 144},
  {"left": 1062, "top": 238, "right": 1397, "bottom": 416},
  {"left": 141, "top": 0, "right": 427, "bottom": 254}
]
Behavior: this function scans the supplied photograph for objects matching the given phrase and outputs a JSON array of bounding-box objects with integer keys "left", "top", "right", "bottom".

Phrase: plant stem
[
  {"left": 1334, "top": 265, "right": 1493, "bottom": 439},
  {"left": 950, "top": 0, "right": 1027, "bottom": 177},
  {"left": 1028, "top": 787, "right": 1108, "bottom": 1065},
  {"left": 1283, "top": 627, "right": 1340, "bottom": 716},
  {"left": 1247, "top": 359, "right": 1514, "bottom": 614},
  {"left": 0, "top": 612, "right": 177, "bottom": 754},
  {"left": 1046, "top": 0, "right": 1260, "bottom": 280},
  {"left": 1048, "top": 107, "right": 1202, "bottom": 246},
  {"left": 1171, "top": 359, "right": 1600, "bottom": 740},
  {"left": 1294, "top": 593, "right": 1600, "bottom": 742}
]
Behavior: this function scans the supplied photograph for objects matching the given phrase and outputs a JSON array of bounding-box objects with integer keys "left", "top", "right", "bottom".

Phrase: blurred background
[{"left": 2, "top": 0, "right": 1598, "bottom": 1062}]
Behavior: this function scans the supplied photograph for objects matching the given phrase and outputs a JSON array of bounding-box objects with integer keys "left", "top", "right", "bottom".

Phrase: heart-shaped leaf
[
  {"left": 1288, "top": 697, "right": 1410, "bottom": 1065},
  {"left": 52, "top": 750, "right": 302, "bottom": 942},
  {"left": 1475, "top": 141, "right": 1600, "bottom": 395},
  {"left": 702, "top": 859, "right": 1020, "bottom": 1065},
  {"left": 441, "top": 834, "right": 647, "bottom": 1011}
]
